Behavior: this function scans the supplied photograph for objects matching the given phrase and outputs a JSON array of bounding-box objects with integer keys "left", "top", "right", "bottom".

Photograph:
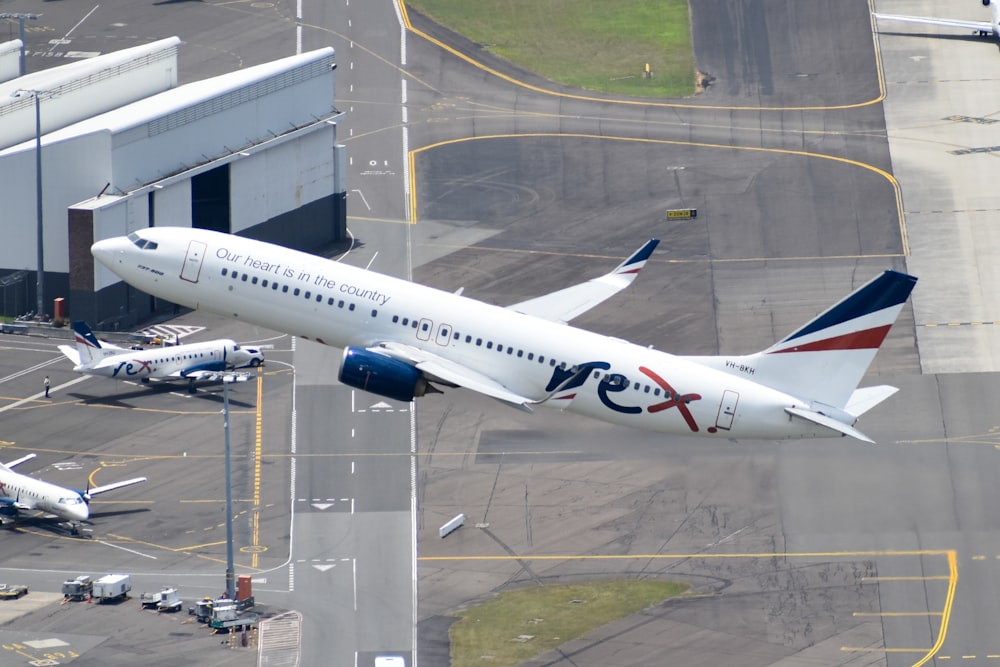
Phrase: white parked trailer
[{"left": 92, "top": 574, "right": 131, "bottom": 603}]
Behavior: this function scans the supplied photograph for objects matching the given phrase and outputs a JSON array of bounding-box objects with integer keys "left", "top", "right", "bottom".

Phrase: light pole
[
  {"left": 223, "top": 378, "right": 235, "bottom": 600},
  {"left": 12, "top": 89, "right": 46, "bottom": 318}
]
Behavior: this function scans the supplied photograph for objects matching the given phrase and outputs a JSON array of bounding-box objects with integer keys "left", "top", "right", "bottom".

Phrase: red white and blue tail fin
[
  {"left": 57, "top": 321, "right": 122, "bottom": 368},
  {"left": 71, "top": 320, "right": 105, "bottom": 367},
  {"left": 688, "top": 270, "right": 917, "bottom": 413},
  {"left": 754, "top": 270, "right": 917, "bottom": 409}
]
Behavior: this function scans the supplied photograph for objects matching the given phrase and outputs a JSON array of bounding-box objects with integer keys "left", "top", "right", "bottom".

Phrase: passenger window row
[
  {"left": 222, "top": 267, "right": 666, "bottom": 397},
  {"left": 222, "top": 267, "right": 356, "bottom": 312}
]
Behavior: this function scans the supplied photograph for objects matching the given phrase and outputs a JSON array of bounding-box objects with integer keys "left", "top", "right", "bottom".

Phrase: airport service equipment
[
  {"left": 61, "top": 575, "right": 93, "bottom": 601},
  {"left": 140, "top": 586, "right": 182, "bottom": 612},
  {"left": 92, "top": 574, "right": 131, "bottom": 603},
  {"left": 0, "top": 584, "right": 28, "bottom": 600},
  {"left": 210, "top": 600, "right": 260, "bottom": 630}
]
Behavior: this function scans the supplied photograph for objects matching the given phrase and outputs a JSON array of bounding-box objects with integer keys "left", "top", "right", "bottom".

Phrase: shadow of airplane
[
  {"left": 68, "top": 382, "right": 257, "bottom": 409},
  {"left": 7, "top": 507, "right": 151, "bottom": 538},
  {"left": 877, "top": 29, "right": 998, "bottom": 47}
]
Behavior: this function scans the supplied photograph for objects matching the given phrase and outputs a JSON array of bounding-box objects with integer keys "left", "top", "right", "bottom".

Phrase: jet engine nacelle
[{"left": 339, "top": 347, "right": 431, "bottom": 402}]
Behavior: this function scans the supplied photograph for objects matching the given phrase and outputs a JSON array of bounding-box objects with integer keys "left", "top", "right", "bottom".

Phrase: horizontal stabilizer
[
  {"left": 785, "top": 407, "right": 875, "bottom": 444},
  {"left": 57, "top": 345, "right": 82, "bottom": 366},
  {"left": 507, "top": 240, "right": 659, "bottom": 324},
  {"left": 4, "top": 453, "right": 37, "bottom": 469},
  {"left": 873, "top": 13, "right": 994, "bottom": 34},
  {"left": 844, "top": 385, "right": 899, "bottom": 417},
  {"left": 88, "top": 477, "right": 147, "bottom": 497}
]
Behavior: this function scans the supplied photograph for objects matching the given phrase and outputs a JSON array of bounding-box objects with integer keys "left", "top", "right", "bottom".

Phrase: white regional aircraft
[
  {"left": 92, "top": 228, "right": 917, "bottom": 443},
  {"left": 0, "top": 453, "right": 146, "bottom": 533},
  {"left": 874, "top": 0, "right": 1000, "bottom": 42},
  {"left": 58, "top": 320, "right": 263, "bottom": 392}
]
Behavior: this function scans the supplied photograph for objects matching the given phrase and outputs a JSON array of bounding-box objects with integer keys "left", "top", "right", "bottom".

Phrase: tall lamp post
[
  {"left": 12, "top": 88, "right": 46, "bottom": 318},
  {"left": 223, "top": 378, "right": 235, "bottom": 601}
]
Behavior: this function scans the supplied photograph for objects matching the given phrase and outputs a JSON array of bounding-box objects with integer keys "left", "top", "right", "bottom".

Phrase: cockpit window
[
  {"left": 59, "top": 496, "right": 84, "bottom": 505},
  {"left": 126, "top": 232, "right": 158, "bottom": 251},
  {"left": 233, "top": 344, "right": 241, "bottom": 351}
]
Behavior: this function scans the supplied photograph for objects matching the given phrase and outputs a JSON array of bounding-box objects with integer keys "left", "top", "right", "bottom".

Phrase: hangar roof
[{"left": 0, "top": 46, "right": 335, "bottom": 155}]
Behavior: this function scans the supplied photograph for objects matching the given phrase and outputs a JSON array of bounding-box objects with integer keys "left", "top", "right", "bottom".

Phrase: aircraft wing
[
  {"left": 4, "top": 453, "right": 37, "bottom": 469},
  {"left": 166, "top": 361, "right": 228, "bottom": 380},
  {"left": 87, "top": 476, "right": 147, "bottom": 497},
  {"left": 57, "top": 345, "right": 81, "bottom": 366},
  {"left": 166, "top": 369, "right": 250, "bottom": 382},
  {"left": 873, "top": 13, "right": 994, "bottom": 34},
  {"left": 505, "top": 240, "right": 659, "bottom": 324},
  {"left": 169, "top": 369, "right": 213, "bottom": 380},
  {"left": 373, "top": 342, "right": 536, "bottom": 410}
]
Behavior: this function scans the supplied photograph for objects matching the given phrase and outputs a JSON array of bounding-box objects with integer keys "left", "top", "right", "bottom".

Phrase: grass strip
[
  {"left": 407, "top": 0, "right": 696, "bottom": 97},
  {"left": 450, "top": 579, "right": 688, "bottom": 666}
]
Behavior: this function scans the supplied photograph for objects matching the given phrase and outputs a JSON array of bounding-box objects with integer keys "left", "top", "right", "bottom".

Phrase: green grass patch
[
  {"left": 406, "top": 0, "right": 695, "bottom": 97},
  {"left": 450, "top": 580, "right": 688, "bottom": 667}
]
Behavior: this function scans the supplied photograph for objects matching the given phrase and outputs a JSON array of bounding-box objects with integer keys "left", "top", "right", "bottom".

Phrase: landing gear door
[
  {"left": 715, "top": 390, "right": 739, "bottom": 431},
  {"left": 180, "top": 240, "right": 207, "bottom": 284}
]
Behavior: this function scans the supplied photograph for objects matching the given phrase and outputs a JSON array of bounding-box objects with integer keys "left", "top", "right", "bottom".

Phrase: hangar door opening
[{"left": 192, "top": 164, "right": 231, "bottom": 234}]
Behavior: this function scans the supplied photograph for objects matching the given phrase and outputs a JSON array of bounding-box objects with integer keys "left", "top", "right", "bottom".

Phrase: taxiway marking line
[
  {"left": 0, "top": 375, "right": 90, "bottom": 413},
  {"left": 841, "top": 647, "right": 932, "bottom": 653},
  {"left": 853, "top": 611, "right": 942, "bottom": 617},
  {"left": 419, "top": 549, "right": 955, "bottom": 560},
  {"left": 863, "top": 576, "right": 951, "bottom": 582},
  {"left": 98, "top": 540, "right": 157, "bottom": 559}
]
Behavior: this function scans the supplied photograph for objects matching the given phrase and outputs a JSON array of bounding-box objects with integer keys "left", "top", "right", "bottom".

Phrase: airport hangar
[{"left": 0, "top": 37, "right": 346, "bottom": 328}]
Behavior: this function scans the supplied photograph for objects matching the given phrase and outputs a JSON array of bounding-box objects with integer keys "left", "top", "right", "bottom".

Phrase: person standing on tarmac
[{"left": 43, "top": 375, "right": 50, "bottom": 398}]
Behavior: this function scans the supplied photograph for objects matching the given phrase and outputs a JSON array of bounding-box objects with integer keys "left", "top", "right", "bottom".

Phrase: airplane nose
[
  {"left": 91, "top": 237, "right": 126, "bottom": 268},
  {"left": 74, "top": 502, "right": 90, "bottom": 522}
]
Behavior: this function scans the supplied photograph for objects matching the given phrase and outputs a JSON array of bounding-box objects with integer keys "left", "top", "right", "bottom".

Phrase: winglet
[
  {"left": 613, "top": 239, "right": 659, "bottom": 277},
  {"left": 507, "top": 240, "right": 660, "bottom": 323}
]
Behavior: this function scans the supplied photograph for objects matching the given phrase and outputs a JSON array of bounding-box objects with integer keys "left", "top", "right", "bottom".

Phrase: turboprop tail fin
[{"left": 65, "top": 321, "right": 112, "bottom": 368}]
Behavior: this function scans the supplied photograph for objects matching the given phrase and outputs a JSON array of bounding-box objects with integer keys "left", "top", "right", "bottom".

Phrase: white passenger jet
[
  {"left": 58, "top": 321, "right": 263, "bottom": 392},
  {"left": 874, "top": 1, "right": 1000, "bottom": 41},
  {"left": 92, "top": 228, "right": 917, "bottom": 443},
  {"left": 0, "top": 453, "right": 146, "bottom": 533}
]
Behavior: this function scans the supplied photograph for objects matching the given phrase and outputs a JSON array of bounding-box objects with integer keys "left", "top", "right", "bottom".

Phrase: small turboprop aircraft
[
  {"left": 0, "top": 453, "right": 146, "bottom": 534},
  {"left": 92, "top": 227, "right": 917, "bottom": 443},
  {"left": 874, "top": 0, "right": 1000, "bottom": 42},
  {"left": 58, "top": 321, "right": 263, "bottom": 392}
]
